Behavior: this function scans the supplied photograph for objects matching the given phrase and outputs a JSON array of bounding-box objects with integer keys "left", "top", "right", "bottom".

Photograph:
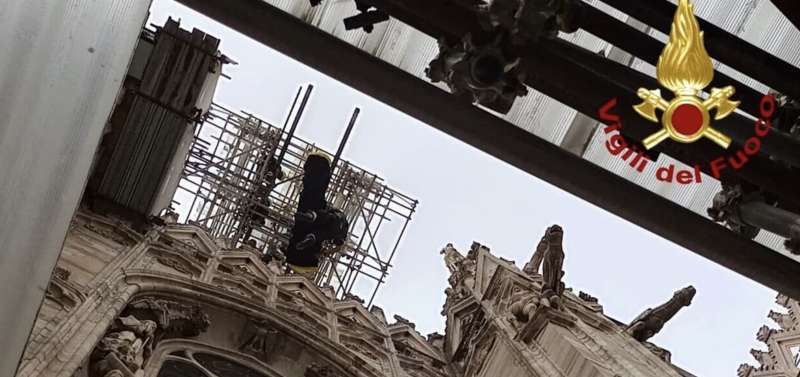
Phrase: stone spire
[{"left": 738, "top": 293, "right": 800, "bottom": 377}]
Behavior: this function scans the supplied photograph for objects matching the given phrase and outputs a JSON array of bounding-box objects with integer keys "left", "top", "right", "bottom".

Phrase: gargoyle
[
  {"left": 540, "top": 225, "right": 565, "bottom": 309},
  {"left": 626, "top": 286, "right": 696, "bottom": 342}
]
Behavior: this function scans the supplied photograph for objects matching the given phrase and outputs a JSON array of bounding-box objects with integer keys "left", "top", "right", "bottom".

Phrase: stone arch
[
  {"left": 124, "top": 272, "right": 381, "bottom": 377},
  {"left": 144, "top": 339, "right": 284, "bottom": 377}
]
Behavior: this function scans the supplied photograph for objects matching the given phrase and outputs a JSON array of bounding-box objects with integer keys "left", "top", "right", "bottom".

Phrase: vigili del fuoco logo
[{"left": 598, "top": 0, "right": 775, "bottom": 185}]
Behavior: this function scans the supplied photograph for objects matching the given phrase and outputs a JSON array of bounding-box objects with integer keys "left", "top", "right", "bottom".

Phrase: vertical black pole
[
  {"left": 273, "top": 84, "right": 314, "bottom": 175},
  {"left": 332, "top": 107, "right": 360, "bottom": 172}
]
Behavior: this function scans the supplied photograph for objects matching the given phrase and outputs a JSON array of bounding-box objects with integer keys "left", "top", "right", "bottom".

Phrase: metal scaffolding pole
[
  {"left": 173, "top": 0, "right": 800, "bottom": 300},
  {"left": 176, "top": 99, "right": 416, "bottom": 302}
]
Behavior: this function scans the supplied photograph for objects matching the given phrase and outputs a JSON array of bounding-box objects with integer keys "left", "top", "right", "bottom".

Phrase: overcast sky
[{"left": 149, "top": 2, "right": 783, "bottom": 376}]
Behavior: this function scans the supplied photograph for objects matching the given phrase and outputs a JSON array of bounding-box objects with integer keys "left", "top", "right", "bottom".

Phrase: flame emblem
[{"left": 634, "top": 0, "right": 739, "bottom": 149}]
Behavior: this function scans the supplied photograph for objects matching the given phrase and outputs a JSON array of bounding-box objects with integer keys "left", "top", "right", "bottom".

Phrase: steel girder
[{"left": 174, "top": 0, "right": 800, "bottom": 299}]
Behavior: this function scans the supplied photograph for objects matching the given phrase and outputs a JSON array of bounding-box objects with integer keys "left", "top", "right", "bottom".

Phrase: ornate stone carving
[
  {"left": 45, "top": 282, "right": 81, "bottom": 310},
  {"left": 427, "top": 332, "right": 445, "bottom": 351},
  {"left": 578, "top": 291, "right": 599, "bottom": 304},
  {"left": 523, "top": 235, "right": 547, "bottom": 275},
  {"left": 393, "top": 338, "right": 414, "bottom": 358},
  {"left": 441, "top": 243, "right": 465, "bottom": 274},
  {"left": 707, "top": 184, "right": 760, "bottom": 239},
  {"left": 305, "top": 363, "right": 341, "bottom": 377},
  {"left": 750, "top": 349, "right": 777, "bottom": 369},
  {"left": 125, "top": 297, "right": 211, "bottom": 340},
  {"left": 90, "top": 298, "right": 209, "bottom": 377},
  {"left": 510, "top": 295, "right": 540, "bottom": 324},
  {"left": 468, "top": 241, "right": 489, "bottom": 259},
  {"left": 393, "top": 314, "right": 416, "bottom": 329},
  {"left": 342, "top": 335, "right": 386, "bottom": 365},
  {"left": 235, "top": 264, "right": 251, "bottom": 275},
  {"left": 643, "top": 342, "right": 672, "bottom": 363},
  {"left": 369, "top": 305, "right": 387, "bottom": 324},
  {"left": 464, "top": 334, "right": 496, "bottom": 377},
  {"left": 344, "top": 293, "right": 365, "bottom": 304},
  {"left": 451, "top": 310, "right": 487, "bottom": 371},
  {"left": 515, "top": 305, "right": 577, "bottom": 344},
  {"left": 54, "top": 266, "right": 71, "bottom": 281},
  {"left": 737, "top": 364, "right": 756, "bottom": 377},
  {"left": 626, "top": 286, "right": 696, "bottom": 342},
  {"left": 161, "top": 209, "right": 179, "bottom": 224},
  {"left": 443, "top": 250, "right": 478, "bottom": 313},
  {"left": 756, "top": 325, "right": 775, "bottom": 342},
  {"left": 540, "top": 225, "right": 565, "bottom": 309},
  {"left": 426, "top": 34, "right": 527, "bottom": 114},
  {"left": 738, "top": 293, "right": 800, "bottom": 377},
  {"left": 767, "top": 310, "right": 794, "bottom": 331},
  {"left": 89, "top": 316, "right": 157, "bottom": 377},
  {"left": 240, "top": 320, "right": 278, "bottom": 361},
  {"left": 85, "top": 222, "right": 135, "bottom": 246},
  {"left": 155, "top": 256, "right": 194, "bottom": 275},
  {"left": 45, "top": 266, "right": 83, "bottom": 310}
]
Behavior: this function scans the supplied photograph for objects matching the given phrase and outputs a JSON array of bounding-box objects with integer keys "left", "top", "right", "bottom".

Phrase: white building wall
[{"left": 0, "top": 0, "right": 154, "bottom": 375}]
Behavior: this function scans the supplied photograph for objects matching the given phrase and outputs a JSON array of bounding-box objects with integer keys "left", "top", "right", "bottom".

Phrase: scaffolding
[{"left": 173, "top": 86, "right": 418, "bottom": 305}]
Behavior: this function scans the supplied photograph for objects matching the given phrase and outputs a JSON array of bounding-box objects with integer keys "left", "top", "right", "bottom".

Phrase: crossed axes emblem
[
  {"left": 635, "top": 86, "right": 739, "bottom": 149},
  {"left": 632, "top": 0, "right": 740, "bottom": 150}
]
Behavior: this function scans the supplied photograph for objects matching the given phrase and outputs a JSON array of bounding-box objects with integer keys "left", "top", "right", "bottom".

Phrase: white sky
[{"left": 149, "top": 2, "right": 783, "bottom": 375}]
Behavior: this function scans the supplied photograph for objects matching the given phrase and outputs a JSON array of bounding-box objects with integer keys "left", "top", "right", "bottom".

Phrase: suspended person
[{"left": 281, "top": 152, "right": 349, "bottom": 275}]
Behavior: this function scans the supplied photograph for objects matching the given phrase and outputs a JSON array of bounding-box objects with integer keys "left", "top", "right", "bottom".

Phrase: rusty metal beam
[{"left": 176, "top": 0, "right": 800, "bottom": 299}]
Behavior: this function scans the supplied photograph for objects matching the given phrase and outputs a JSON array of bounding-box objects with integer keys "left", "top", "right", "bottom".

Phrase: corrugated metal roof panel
[{"left": 263, "top": 0, "right": 799, "bottom": 256}]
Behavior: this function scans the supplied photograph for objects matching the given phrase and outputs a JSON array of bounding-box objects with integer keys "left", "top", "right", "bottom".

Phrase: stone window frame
[{"left": 144, "top": 339, "right": 284, "bottom": 377}]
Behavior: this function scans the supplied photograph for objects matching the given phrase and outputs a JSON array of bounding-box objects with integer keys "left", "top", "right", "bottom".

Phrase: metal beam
[
  {"left": 529, "top": 38, "right": 800, "bottom": 207},
  {"left": 175, "top": 0, "right": 800, "bottom": 299},
  {"left": 366, "top": 0, "right": 800, "bottom": 200},
  {"left": 577, "top": 3, "right": 766, "bottom": 118},
  {"left": 600, "top": 0, "right": 800, "bottom": 101}
]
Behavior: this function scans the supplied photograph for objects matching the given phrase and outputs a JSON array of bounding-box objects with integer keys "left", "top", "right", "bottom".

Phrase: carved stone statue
[
  {"left": 626, "top": 286, "right": 696, "bottom": 342},
  {"left": 458, "top": 257, "right": 477, "bottom": 292},
  {"left": 522, "top": 235, "right": 548, "bottom": 275},
  {"left": 125, "top": 297, "right": 211, "bottom": 340},
  {"left": 240, "top": 320, "right": 278, "bottom": 361},
  {"left": 510, "top": 295, "right": 540, "bottom": 323},
  {"left": 444, "top": 243, "right": 477, "bottom": 307},
  {"left": 441, "top": 243, "right": 465, "bottom": 274},
  {"left": 540, "top": 225, "right": 565, "bottom": 309},
  {"left": 90, "top": 316, "right": 157, "bottom": 377},
  {"left": 90, "top": 297, "right": 210, "bottom": 377},
  {"left": 427, "top": 332, "right": 445, "bottom": 347}
]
